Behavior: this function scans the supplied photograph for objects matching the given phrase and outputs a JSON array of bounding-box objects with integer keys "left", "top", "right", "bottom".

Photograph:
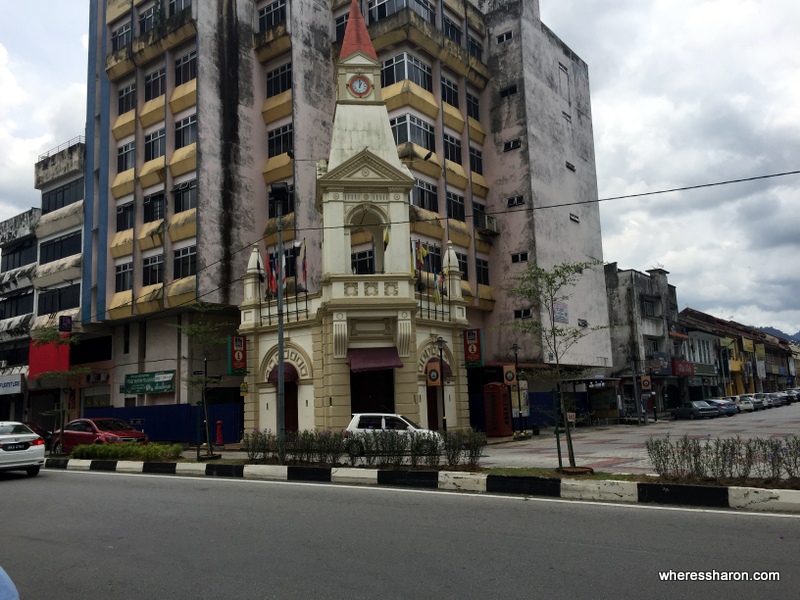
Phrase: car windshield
[
  {"left": 0, "top": 423, "right": 34, "bottom": 435},
  {"left": 94, "top": 420, "right": 133, "bottom": 432}
]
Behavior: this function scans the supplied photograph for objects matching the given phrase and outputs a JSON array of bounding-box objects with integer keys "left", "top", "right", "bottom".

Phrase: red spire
[{"left": 339, "top": 0, "right": 378, "bottom": 61}]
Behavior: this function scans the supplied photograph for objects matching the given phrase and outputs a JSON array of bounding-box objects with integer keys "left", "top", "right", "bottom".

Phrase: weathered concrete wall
[
  {"left": 34, "top": 142, "right": 85, "bottom": 190},
  {"left": 0, "top": 210, "right": 41, "bottom": 247}
]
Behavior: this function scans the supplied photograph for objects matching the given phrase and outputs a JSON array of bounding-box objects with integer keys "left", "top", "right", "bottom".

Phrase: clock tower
[{"left": 335, "top": 0, "right": 383, "bottom": 105}]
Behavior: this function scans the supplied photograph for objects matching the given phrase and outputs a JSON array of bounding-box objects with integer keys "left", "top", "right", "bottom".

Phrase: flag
[
  {"left": 300, "top": 239, "right": 307, "bottom": 289},
  {"left": 416, "top": 241, "right": 428, "bottom": 270},
  {"left": 257, "top": 256, "right": 266, "bottom": 298},
  {"left": 439, "top": 269, "right": 447, "bottom": 298},
  {"left": 281, "top": 250, "right": 287, "bottom": 290},
  {"left": 267, "top": 252, "right": 277, "bottom": 294},
  {"left": 433, "top": 271, "right": 442, "bottom": 306},
  {"left": 383, "top": 228, "right": 389, "bottom": 251}
]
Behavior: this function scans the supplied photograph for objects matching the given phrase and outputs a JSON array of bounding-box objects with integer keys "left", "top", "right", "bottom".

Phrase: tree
[{"left": 507, "top": 260, "right": 607, "bottom": 469}]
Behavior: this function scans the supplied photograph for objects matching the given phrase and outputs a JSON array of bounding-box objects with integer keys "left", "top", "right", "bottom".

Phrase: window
[
  {"left": 335, "top": 14, "right": 349, "bottom": 43},
  {"left": 115, "top": 262, "right": 133, "bottom": 292},
  {"left": 467, "top": 33, "right": 483, "bottom": 61},
  {"left": 268, "top": 247, "right": 298, "bottom": 279},
  {"left": 382, "top": 52, "right": 432, "bottom": 91},
  {"left": 0, "top": 291, "right": 34, "bottom": 320},
  {"left": 514, "top": 308, "right": 532, "bottom": 319},
  {"left": 466, "top": 92, "right": 480, "bottom": 120},
  {"left": 443, "top": 133, "right": 462, "bottom": 164},
  {"left": 117, "top": 142, "right": 135, "bottom": 173},
  {"left": 266, "top": 63, "right": 292, "bottom": 98},
  {"left": 351, "top": 249, "right": 374, "bottom": 275},
  {"left": 566, "top": 161, "right": 576, "bottom": 172},
  {"left": 511, "top": 252, "right": 528, "bottom": 263},
  {"left": 144, "top": 128, "right": 166, "bottom": 161},
  {"left": 446, "top": 191, "right": 465, "bottom": 221},
  {"left": 503, "top": 139, "right": 521, "bottom": 152},
  {"left": 118, "top": 83, "right": 136, "bottom": 115},
  {"left": 143, "top": 192, "right": 165, "bottom": 222},
  {"left": 507, "top": 195, "right": 524, "bottom": 207},
  {"left": 476, "top": 258, "right": 489, "bottom": 285},
  {"left": 500, "top": 84, "right": 517, "bottom": 98},
  {"left": 142, "top": 255, "right": 164, "bottom": 286},
  {"left": 455, "top": 252, "right": 468, "bottom": 280},
  {"left": 389, "top": 114, "right": 435, "bottom": 151},
  {"left": 259, "top": 0, "right": 286, "bottom": 32},
  {"left": 175, "top": 114, "right": 197, "bottom": 149},
  {"left": 472, "top": 201, "right": 486, "bottom": 229},
  {"left": 267, "top": 123, "right": 293, "bottom": 157},
  {"left": 1, "top": 238, "right": 37, "bottom": 272},
  {"left": 139, "top": 6, "right": 156, "bottom": 34},
  {"left": 646, "top": 338, "right": 659, "bottom": 355},
  {"left": 144, "top": 68, "right": 166, "bottom": 101},
  {"left": 173, "top": 246, "right": 197, "bottom": 279},
  {"left": 168, "top": 0, "right": 191, "bottom": 17},
  {"left": 643, "top": 299, "right": 656, "bottom": 317},
  {"left": 42, "top": 178, "right": 84, "bottom": 215},
  {"left": 441, "top": 77, "right": 459, "bottom": 108},
  {"left": 422, "top": 244, "right": 442, "bottom": 274},
  {"left": 368, "top": 0, "right": 435, "bottom": 24},
  {"left": 116, "top": 202, "right": 134, "bottom": 231},
  {"left": 111, "top": 22, "right": 132, "bottom": 52},
  {"left": 37, "top": 283, "right": 80, "bottom": 315},
  {"left": 39, "top": 232, "right": 81, "bottom": 265},
  {"left": 443, "top": 15, "right": 462, "bottom": 44},
  {"left": 173, "top": 179, "right": 197, "bottom": 213},
  {"left": 469, "top": 147, "right": 483, "bottom": 174},
  {"left": 411, "top": 179, "right": 438, "bottom": 212},
  {"left": 496, "top": 30, "right": 513, "bottom": 43},
  {"left": 268, "top": 183, "right": 295, "bottom": 218},
  {"left": 175, "top": 49, "right": 197, "bottom": 86}
]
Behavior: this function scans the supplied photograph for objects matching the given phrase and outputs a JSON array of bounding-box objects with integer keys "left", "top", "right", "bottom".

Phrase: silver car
[{"left": 0, "top": 421, "right": 45, "bottom": 477}]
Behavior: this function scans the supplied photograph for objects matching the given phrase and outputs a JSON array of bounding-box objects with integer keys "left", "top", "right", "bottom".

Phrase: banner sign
[
  {"left": 503, "top": 365, "right": 517, "bottom": 387},
  {"left": 228, "top": 335, "right": 247, "bottom": 375},
  {"left": 554, "top": 301, "right": 569, "bottom": 324},
  {"left": 672, "top": 360, "right": 695, "bottom": 377},
  {"left": 463, "top": 329, "right": 483, "bottom": 367},
  {"left": 426, "top": 361, "right": 441, "bottom": 387},
  {"left": 124, "top": 371, "right": 175, "bottom": 395},
  {"left": 742, "top": 338, "right": 754, "bottom": 353}
]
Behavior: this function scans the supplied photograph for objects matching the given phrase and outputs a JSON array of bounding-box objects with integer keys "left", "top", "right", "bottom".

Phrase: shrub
[
  {"left": 442, "top": 431, "right": 465, "bottom": 466},
  {"left": 71, "top": 442, "right": 183, "bottom": 462}
]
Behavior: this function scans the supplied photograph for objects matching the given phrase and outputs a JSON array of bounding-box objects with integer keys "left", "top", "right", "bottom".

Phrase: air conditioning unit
[
  {"left": 478, "top": 214, "right": 499, "bottom": 235},
  {"left": 98, "top": 373, "right": 109, "bottom": 382},
  {"left": 0, "top": 360, "right": 7, "bottom": 368}
]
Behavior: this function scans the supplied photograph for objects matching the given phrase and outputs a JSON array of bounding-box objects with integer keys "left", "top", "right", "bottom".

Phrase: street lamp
[
  {"left": 436, "top": 336, "right": 446, "bottom": 432},
  {"left": 511, "top": 343, "right": 523, "bottom": 435},
  {"left": 271, "top": 182, "right": 289, "bottom": 444}
]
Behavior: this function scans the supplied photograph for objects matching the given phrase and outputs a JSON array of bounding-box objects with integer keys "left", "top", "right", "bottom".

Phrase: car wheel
[
  {"left": 53, "top": 441, "right": 63, "bottom": 454},
  {"left": 689, "top": 412, "right": 696, "bottom": 420},
  {"left": 26, "top": 466, "right": 40, "bottom": 477}
]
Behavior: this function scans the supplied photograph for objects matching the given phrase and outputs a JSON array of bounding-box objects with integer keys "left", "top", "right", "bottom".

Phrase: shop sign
[
  {"left": 672, "top": 360, "right": 694, "bottom": 377},
  {"left": 647, "top": 352, "right": 672, "bottom": 375},
  {"left": 0, "top": 374, "right": 24, "bottom": 396},
  {"left": 124, "top": 371, "right": 175, "bottom": 395}
]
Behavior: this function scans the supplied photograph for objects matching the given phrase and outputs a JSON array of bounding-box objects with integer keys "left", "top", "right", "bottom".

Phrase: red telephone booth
[{"left": 484, "top": 382, "right": 513, "bottom": 437}]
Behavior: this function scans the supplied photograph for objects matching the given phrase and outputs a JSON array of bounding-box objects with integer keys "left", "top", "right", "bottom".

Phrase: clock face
[{"left": 348, "top": 75, "right": 371, "bottom": 97}]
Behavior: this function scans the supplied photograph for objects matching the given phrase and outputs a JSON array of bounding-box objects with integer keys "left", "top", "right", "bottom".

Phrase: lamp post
[
  {"left": 511, "top": 343, "right": 523, "bottom": 435},
  {"left": 271, "top": 182, "right": 289, "bottom": 444},
  {"left": 436, "top": 336, "right": 446, "bottom": 432}
]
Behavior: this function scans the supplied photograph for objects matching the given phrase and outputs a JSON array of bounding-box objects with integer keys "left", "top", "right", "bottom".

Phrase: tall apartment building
[{"left": 83, "top": 0, "right": 610, "bottom": 427}]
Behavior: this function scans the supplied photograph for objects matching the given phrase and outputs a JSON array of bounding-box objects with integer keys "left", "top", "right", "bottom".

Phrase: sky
[{"left": 0, "top": 1, "right": 798, "bottom": 335}]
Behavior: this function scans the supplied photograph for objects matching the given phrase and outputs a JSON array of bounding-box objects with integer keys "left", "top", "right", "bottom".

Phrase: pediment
[{"left": 318, "top": 149, "right": 413, "bottom": 188}]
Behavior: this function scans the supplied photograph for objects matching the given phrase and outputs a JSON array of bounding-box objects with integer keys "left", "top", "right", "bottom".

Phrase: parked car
[
  {"left": 774, "top": 391, "right": 793, "bottom": 405},
  {"left": 768, "top": 393, "right": 784, "bottom": 407},
  {"left": 0, "top": 421, "right": 45, "bottom": 477},
  {"left": 729, "top": 395, "right": 755, "bottom": 412},
  {"left": 704, "top": 398, "right": 738, "bottom": 416},
  {"left": 344, "top": 413, "right": 436, "bottom": 436},
  {"left": 22, "top": 422, "right": 52, "bottom": 450},
  {"left": 754, "top": 393, "right": 773, "bottom": 408},
  {"left": 52, "top": 418, "right": 148, "bottom": 454},
  {"left": 671, "top": 401, "right": 718, "bottom": 420},
  {"left": 739, "top": 394, "right": 763, "bottom": 410}
]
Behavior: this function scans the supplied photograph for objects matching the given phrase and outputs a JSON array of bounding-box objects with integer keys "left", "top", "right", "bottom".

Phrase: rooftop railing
[{"left": 38, "top": 136, "right": 85, "bottom": 162}]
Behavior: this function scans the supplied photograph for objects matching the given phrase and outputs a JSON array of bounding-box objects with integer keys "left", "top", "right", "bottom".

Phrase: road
[
  {"left": 1, "top": 470, "right": 798, "bottom": 599},
  {"left": 481, "top": 402, "right": 800, "bottom": 473}
]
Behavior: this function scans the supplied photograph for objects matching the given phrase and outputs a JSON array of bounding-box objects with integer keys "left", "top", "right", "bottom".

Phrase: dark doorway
[
  {"left": 350, "top": 369, "right": 394, "bottom": 414},
  {"left": 426, "top": 385, "right": 440, "bottom": 430},
  {"left": 284, "top": 382, "right": 299, "bottom": 432}
]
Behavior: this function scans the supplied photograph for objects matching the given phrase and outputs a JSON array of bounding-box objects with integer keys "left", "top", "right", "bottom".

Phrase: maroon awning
[
  {"left": 426, "top": 358, "right": 452, "bottom": 377},
  {"left": 267, "top": 363, "right": 299, "bottom": 383},
  {"left": 348, "top": 347, "right": 403, "bottom": 372}
]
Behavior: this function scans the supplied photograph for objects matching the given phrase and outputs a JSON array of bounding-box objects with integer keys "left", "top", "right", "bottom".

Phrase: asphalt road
[{"left": 2, "top": 470, "right": 798, "bottom": 599}]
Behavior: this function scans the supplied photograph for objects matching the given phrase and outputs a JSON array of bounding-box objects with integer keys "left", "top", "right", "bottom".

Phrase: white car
[
  {"left": 344, "top": 413, "right": 436, "bottom": 436},
  {"left": 730, "top": 395, "right": 754, "bottom": 412},
  {"left": 0, "top": 421, "right": 45, "bottom": 477}
]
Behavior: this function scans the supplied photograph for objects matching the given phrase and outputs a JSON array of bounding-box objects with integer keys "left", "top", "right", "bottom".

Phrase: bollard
[{"left": 216, "top": 420, "right": 224, "bottom": 446}]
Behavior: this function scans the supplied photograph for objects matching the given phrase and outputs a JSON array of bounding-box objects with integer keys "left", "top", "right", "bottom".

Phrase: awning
[
  {"left": 426, "top": 358, "right": 452, "bottom": 377},
  {"left": 348, "top": 347, "right": 403, "bottom": 372},
  {"left": 267, "top": 363, "right": 299, "bottom": 383}
]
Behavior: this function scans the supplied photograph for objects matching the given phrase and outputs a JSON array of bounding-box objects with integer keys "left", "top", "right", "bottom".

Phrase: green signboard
[{"left": 124, "top": 370, "right": 176, "bottom": 395}]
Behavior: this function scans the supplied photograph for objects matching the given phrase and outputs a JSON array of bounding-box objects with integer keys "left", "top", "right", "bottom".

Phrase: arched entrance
[{"left": 268, "top": 363, "right": 299, "bottom": 431}]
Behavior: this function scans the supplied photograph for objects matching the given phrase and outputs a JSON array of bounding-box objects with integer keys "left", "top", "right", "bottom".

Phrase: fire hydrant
[{"left": 215, "top": 420, "right": 224, "bottom": 446}]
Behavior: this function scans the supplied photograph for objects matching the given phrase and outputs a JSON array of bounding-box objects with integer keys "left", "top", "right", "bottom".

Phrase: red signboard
[
  {"left": 28, "top": 337, "right": 71, "bottom": 379},
  {"left": 672, "top": 360, "right": 695, "bottom": 377},
  {"left": 463, "top": 329, "right": 482, "bottom": 366},
  {"left": 229, "top": 336, "right": 247, "bottom": 374}
]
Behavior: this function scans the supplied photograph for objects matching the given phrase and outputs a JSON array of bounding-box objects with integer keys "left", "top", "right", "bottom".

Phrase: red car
[{"left": 52, "top": 418, "right": 148, "bottom": 454}]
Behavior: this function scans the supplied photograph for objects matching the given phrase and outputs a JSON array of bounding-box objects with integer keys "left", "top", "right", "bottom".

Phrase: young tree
[{"left": 507, "top": 260, "right": 606, "bottom": 469}]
